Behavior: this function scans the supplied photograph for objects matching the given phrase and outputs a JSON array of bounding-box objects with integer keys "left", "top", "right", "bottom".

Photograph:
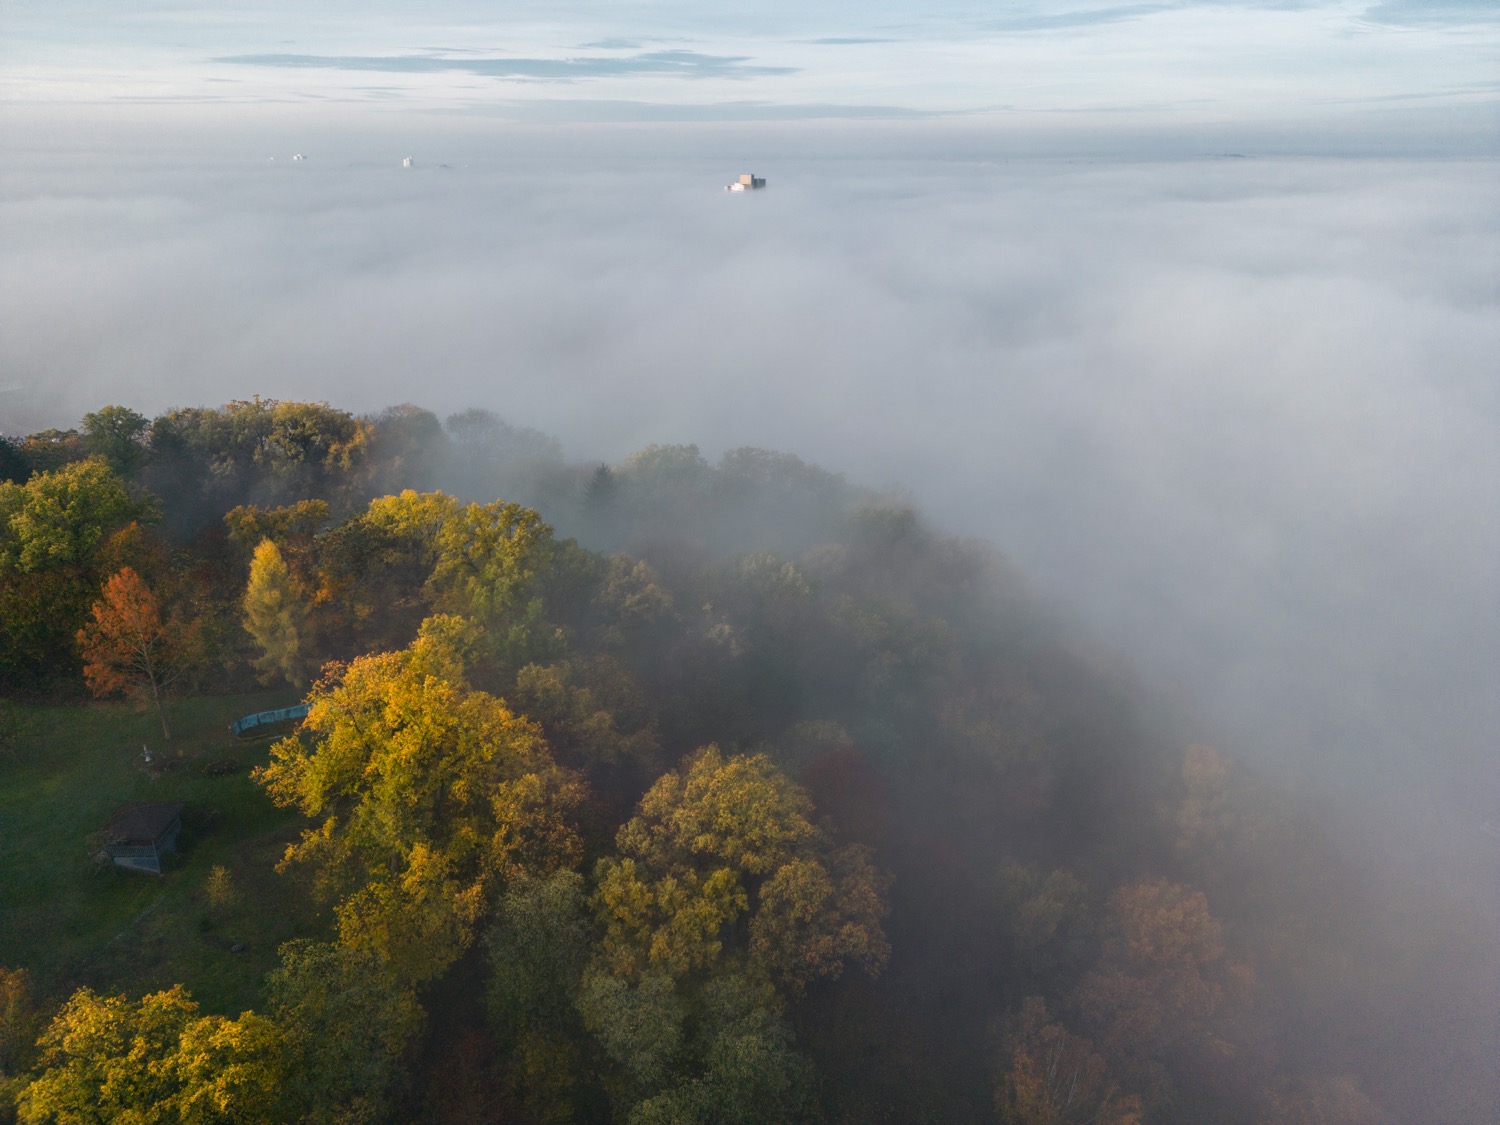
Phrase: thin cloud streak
[{"left": 217, "top": 51, "right": 797, "bottom": 81}]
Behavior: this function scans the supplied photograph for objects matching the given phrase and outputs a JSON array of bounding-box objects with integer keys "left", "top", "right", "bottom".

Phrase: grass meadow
[{"left": 0, "top": 691, "right": 326, "bottom": 1014}]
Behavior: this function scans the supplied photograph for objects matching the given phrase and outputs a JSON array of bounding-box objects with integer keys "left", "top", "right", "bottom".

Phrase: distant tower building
[
  {"left": 402, "top": 157, "right": 414, "bottom": 168},
  {"left": 726, "top": 172, "right": 766, "bottom": 192}
]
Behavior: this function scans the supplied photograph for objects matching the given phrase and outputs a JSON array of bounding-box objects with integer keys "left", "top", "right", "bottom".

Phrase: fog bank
[{"left": 2, "top": 119, "right": 1496, "bottom": 875}]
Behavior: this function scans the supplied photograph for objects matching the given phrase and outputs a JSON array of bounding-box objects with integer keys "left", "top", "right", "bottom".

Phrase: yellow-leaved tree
[
  {"left": 16, "top": 986, "right": 281, "bottom": 1125},
  {"left": 242, "top": 537, "right": 313, "bottom": 687},
  {"left": 360, "top": 490, "right": 567, "bottom": 668},
  {"left": 577, "top": 747, "right": 887, "bottom": 1122},
  {"left": 593, "top": 745, "right": 889, "bottom": 990},
  {"left": 253, "top": 615, "right": 586, "bottom": 984},
  {"left": 17, "top": 942, "right": 423, "bottom": 1125}
]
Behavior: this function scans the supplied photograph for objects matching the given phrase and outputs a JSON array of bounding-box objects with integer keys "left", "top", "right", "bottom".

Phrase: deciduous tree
[
  {"left": 0, "top": 459, "right": 141, "bottom": 576},
  {"left": 0, "top": 459, "right": 150, "bottom": 686},
  {"left": 172, "top": 1011, "right": 282, "bottom": 1125},
  {"left": 18, "top": 985, "right": 200, "bottom": 1125},
  {"left": 594, "top": 746, "right": 889, "bottom": 992},
  {"left": 76, "top": 567, "right": 194, "bottom": 740},
  {"left": 486, "top": 871, "right": 596, "bottom": 1123},
  {"left": 80, "top": 407, "right": 150, "bottom": 478},
  {"left": 996, "top": 997, "right": 1142, "bottom": 1125},
  {"left": 511, "top": 657, "right": 661, "bottom": 772},
  {"left": 0, "top": 968, "right": 41, "bottom": 1123},
  {"left": 254, "top": 616, "right": 585, "bottom": 982},
  {"left": 1072, "top": 879, "right": 1254, "bottom": 1107},
  {"left": 16, "top": 986, "right": 280, "bottom": 1125},
  {"left": 223, "top": 500, "right": 331, "bottom": 555},
  {"left": 0, "top": 437, "right": 27, "bottom": 485},
  {"left": 262, "top": 940, "right": 423, "bottom": 1125},
  {"left": 242, "top": 538, "right": 313, "bottom": 687},
  {"left": 624, "top": 973, "right": 812, "bottom": 1125}
]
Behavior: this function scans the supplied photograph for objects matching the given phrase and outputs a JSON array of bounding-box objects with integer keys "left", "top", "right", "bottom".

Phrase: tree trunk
[{"left": 149, "top": 674, "right": 171, "bottom": 741}]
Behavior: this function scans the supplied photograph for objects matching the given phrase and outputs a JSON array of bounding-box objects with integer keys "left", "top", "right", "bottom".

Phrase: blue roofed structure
[{"left": 229, "top": 704, "right": 310, "bottom": 737}]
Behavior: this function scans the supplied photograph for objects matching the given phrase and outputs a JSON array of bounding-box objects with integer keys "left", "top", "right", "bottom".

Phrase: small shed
[{"left": 102, "top": 802, "right": 184, "bottom": 875}]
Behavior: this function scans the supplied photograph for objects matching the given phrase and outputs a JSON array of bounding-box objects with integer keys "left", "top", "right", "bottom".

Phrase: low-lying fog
[{"left": 3, "top": 116, "right": 1496, "bottom": 884}]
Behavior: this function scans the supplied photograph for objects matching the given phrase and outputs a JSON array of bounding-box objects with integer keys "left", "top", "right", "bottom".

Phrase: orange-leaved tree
[{"left": 76, "top": 566, "right": 195, "bottom": 740}]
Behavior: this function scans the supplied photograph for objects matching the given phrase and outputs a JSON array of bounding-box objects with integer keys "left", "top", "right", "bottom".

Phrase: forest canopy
[{"left": 0, "top": 400, "right": 1493, "bottom": 1124}]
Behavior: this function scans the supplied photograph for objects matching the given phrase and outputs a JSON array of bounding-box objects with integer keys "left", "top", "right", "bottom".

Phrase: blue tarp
[{"left": 229, "top": 704, "right": 310, "bottom": 737}]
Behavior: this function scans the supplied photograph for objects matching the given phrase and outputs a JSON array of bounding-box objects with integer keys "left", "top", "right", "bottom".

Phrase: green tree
[
  {"left": 0, "top": 459, "right": 141, "bottom": 576},
  {"left": 80, "top": 407, "right": 150, "bottom": 478},
  {"left": 992, "top": 865, "right": 1095, "bottom": 985},
  {"left": 242, "top": 539, "right": 313, "bottom": 687},
  {"left": 13, "top": 430, "right": 85, "bottom": 475},
  {"left": 576, "top": 969, "right": 684, "bottom": 1093},
  {"left": 359, "top": 490, "right": 565, "bottom": 669},
  {"left": 309, "top": 508, "right": 435, "bottom": 658},
  {"left": 487, "top": 871, "right": 593, "bottom": 1047},
  {"left": 257, "top": 400, "right": 369, "bottom": 483},
  {"left": 0, "top": 968, "right": 42, "bottom": 1125},
  {"left": 511, "top": 657, "right": 661, "bottom": 771},
  {"left": 144, "top": 399, "right": 370, "bottom": 537},
  {"left": 203, "top": 866, "right": 237, "bottom": 920},
  {"left": 262, "top": 941, "right": 423, "bottom": 1125},
  {"left": 363, "top": 404, "right": 447, "bottom": 496},
  {"left": 442, "top": 408, "right": 563, "bottom": 510},
  {"left": 356, "top": 489, "right": 607, "bottom": 663},
  {"left": 254, "top": 616, "right": 586, "bottom": 983},
  {"left": 579, "top": 971, "right": 812, "bottom": 1125},
  {"left": 0, "top": 437, "right": 29, "bottom": 485},
  {"left": 592, "top": 555, "right": 674, "bottom": 650},
  {"left": 0, "top": 570, "right": 96, "bottom": 686},
  {"left": 0, "top": 462, "right": 157, "bottom": 688},
  {"left": 486, "top": 870, "right": 596, "bottom": 1123},
  {"left": 17, "top": 953, "right": 416, "bottom": 1125},
  {"left": 428, "top": 499, "right": 557, "bottom": 656},
  {"left": 223, "top": 500, "right": 331, "bottom": 555},
  {"left": 631, "top": 973, "right": 812, "bottom": 1125}
]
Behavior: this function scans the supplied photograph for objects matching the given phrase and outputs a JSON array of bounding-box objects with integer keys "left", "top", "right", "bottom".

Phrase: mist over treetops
[{"left": 0, "top": 398, "right": 1495, "bottom": 1124}]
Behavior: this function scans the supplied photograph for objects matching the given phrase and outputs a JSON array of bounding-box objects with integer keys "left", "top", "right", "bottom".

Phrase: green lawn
[{"left": 0, "top": 692, "right": 329, "bottom": 1015}]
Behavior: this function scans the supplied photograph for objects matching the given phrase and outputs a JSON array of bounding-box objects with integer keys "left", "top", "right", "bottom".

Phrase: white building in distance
[
  {"left": 402, "top": 157, "right": 414, "bottom": 168},
  {"left": 726, "top": 173, "right": 766, "bottom": 192}
]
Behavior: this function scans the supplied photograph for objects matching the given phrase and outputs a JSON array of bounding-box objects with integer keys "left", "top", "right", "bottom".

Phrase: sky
[
  {"left": 2, "top": 0, "right": 1498, "bottom": 140},
  {"left": 1, "top": 3, "right": 1498, "bottom": 874}
]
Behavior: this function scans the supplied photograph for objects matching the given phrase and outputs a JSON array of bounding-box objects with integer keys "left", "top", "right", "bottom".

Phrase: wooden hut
[{"left": 101, "top": 802, "right": 183, "bottom": 874}]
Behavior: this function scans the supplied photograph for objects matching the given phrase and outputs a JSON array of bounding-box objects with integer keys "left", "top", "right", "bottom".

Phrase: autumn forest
[{"left": 0, "top": 399, "right": 1493, "bottom": 1124}]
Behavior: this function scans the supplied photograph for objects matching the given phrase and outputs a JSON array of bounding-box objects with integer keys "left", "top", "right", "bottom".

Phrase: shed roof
[{"left": 104, "top": 802, "right": 184, "bottom": 844}]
